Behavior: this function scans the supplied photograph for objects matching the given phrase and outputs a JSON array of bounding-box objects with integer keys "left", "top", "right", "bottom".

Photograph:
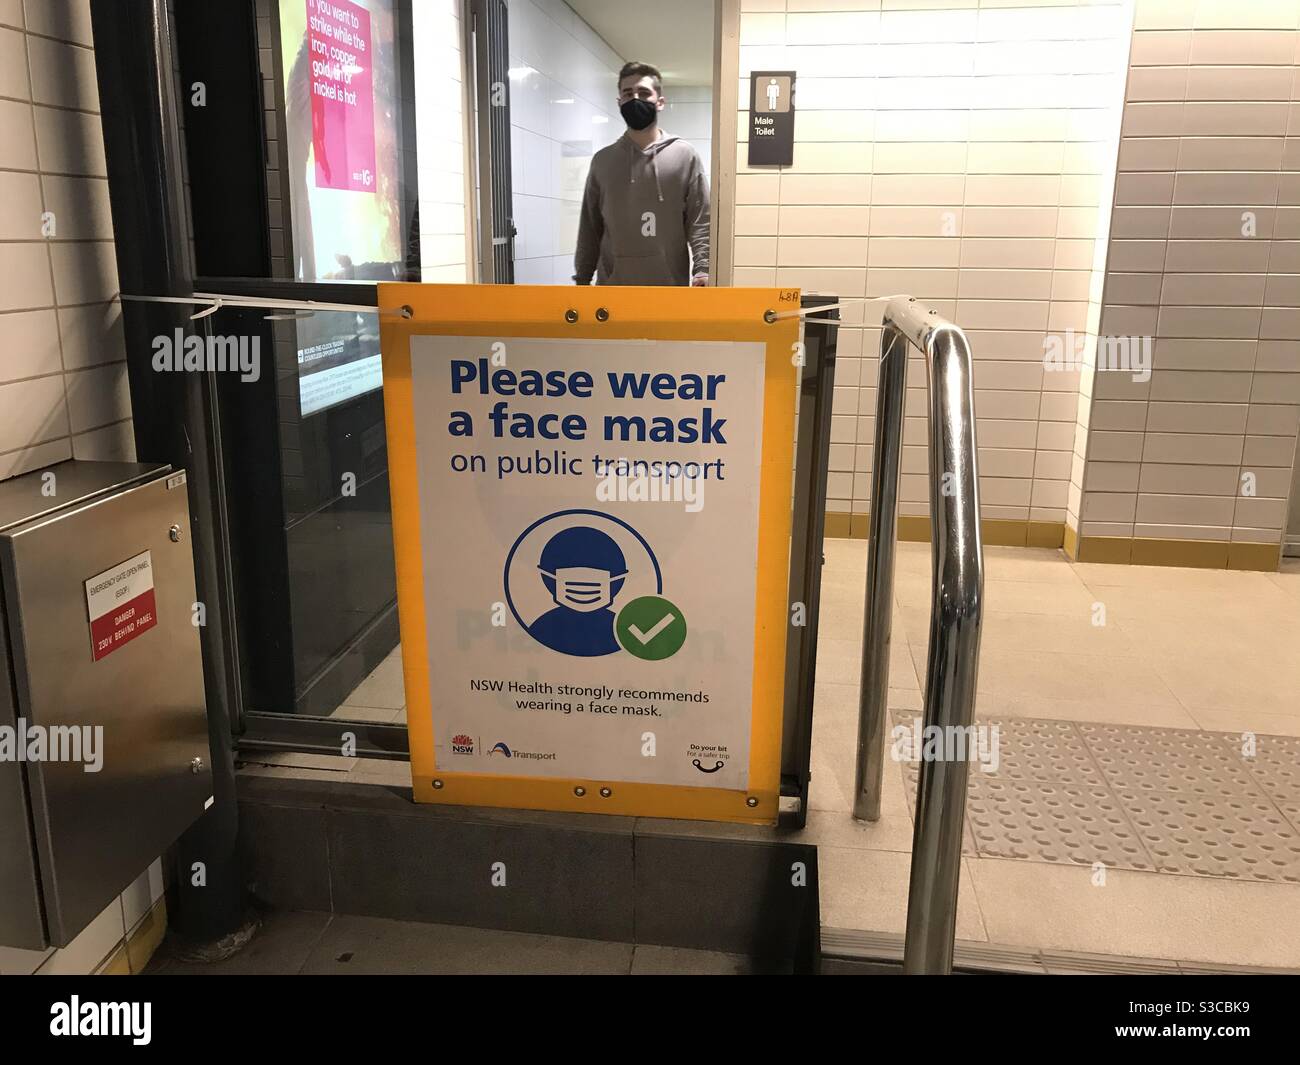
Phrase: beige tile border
[
  {"left": 1076, "top": 534, "right": 1132, "bottom": 564},
  {"left": 1027, "top": 521, "right": 1065, "bottom": 548},
  {"left": 1227, "top": 542, "right": 1283, "bottom": 572},
  {"left": 1078, "top": 536, "right": 1280, "bottom": 572},
  {"left": 827, "top": 515, "right": 1283, "bottom": 572},
  {"left": 1131, "top": 537, "right": 1228, "bottom": 569},
  {"left": 824, "top": 512, "right": 852, "bottom": 538},
  {"left": 96, "top": 943, "right": 132, "bottom": 975},
  {"left": 830, "top": 515, "right": 1064, "bottom": 550},
  {"left": 124, "top": 896, "right": 168, "bottom": 974}
]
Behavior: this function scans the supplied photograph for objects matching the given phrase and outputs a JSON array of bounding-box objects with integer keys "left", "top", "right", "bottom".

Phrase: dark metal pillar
[{"left": 90, "top": 0, "right": 249, "bottom": 950}]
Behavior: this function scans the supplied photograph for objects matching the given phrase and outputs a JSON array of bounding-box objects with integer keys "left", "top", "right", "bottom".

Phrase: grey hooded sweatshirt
[{"left": 573, "top": 131, "right": 710, "bottom": 286}]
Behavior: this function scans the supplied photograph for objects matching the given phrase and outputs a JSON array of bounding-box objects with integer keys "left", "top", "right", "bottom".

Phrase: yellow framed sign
[{"left": 378, "top": 284, "right": 799, "bottom": 824}]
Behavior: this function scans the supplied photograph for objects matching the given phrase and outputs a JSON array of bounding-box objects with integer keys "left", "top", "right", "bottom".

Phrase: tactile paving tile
[
  {"left": 966, "top": 776, "right": 1155, "bottom": 870},
  {"left": 972, "top": 716, "right": 1108, "bottom": 786},
  {"left": 1077, "top": 724, "right": 1263, "bottom": 798},
  {"left": 877, "top": 712, "right": 1300, "bottom": 882},
  {"left": 891, "top": 709, "right": 1115, "bottom": 859},
  {"left": 1227, "top": 734, "right": 1300, "bottom": 835},
  {"left": 891, "top": 709, "right": 1105, "bottom": 785},
  {"left": 896, "top": 772, "right": 979, "bottom": 857},
  {"left": 890, "top": 709, "right": 978, "bottom": 856},
  {"left": 1115, "top": 789, "right": 1300, "bottom": 884}
]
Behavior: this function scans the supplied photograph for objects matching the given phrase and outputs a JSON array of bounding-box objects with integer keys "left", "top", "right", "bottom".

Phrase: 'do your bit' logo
[{"left": 689, "top": 742, "right": 730, "bottom": 774}]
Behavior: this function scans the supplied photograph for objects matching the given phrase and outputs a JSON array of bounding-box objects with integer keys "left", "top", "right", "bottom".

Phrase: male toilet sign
[
  {"left": 748, "top": 70, "right": 795, "bottom": 166},
  {"left": 378, "top": 284, "right": 798, "bottom": 823}
]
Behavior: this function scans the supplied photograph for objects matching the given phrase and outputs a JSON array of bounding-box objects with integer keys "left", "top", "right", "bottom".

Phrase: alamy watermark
[
  {"left": 151, "top": 328, "right": 261, "bottom": 382},
  {"left": 594, "top": 456, "right": 723, "bottom": 513},
  {"left": 50, "top": 997, "right": 150, "bottom": 1045},
  {"left": 0, "top": 719, "right": 103, "bottom": 772},
  {"left": 892, "top": 719, "right": 1000, "bottom": 774},
  {"left": 1043, "top": 328, "right": 1151, "bottom": 383}
]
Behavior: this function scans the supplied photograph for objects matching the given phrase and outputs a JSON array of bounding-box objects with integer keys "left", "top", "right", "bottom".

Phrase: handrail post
[
  {"left": 852, "top": 324, "right": 907, "bottom": 822},
  {"left": 852, "top": 297, "right": 984, "bottom": 975}
]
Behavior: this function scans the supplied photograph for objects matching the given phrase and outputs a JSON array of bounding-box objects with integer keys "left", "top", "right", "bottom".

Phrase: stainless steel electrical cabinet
[{"left": 0, "top": 460, "right": 213, "bottom": 949}]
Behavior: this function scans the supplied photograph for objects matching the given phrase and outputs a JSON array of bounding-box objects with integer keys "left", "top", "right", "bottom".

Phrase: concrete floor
[
  {"left": 271, "top": 543, "right": 1300, "bottom": 970},
  {"left": 809, "top": 541, "right": 1300, "bottom": 970},
  {"left": 331, "top": 644, "right": 406, "bottom": 725},
  {"left": 147, "top": 911, "right": 782, "bottom": 975}
]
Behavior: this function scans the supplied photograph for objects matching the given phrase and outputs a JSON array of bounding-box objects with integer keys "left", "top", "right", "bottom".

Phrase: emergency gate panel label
[{"left": 85, "top": 550, "right": 157, "bottom": 662}]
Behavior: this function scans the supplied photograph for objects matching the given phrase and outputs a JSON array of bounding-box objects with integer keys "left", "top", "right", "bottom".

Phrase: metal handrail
[{"left": 853, "top": 297, "right": 985, "bottom": 975}]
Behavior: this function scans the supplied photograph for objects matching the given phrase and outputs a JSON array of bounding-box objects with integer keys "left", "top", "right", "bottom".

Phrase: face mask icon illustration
[
  {"left": 526, "top": 526, "right": 628, "bottom": 657},
  {"left": 543, "top": 566, "right": 616, "bottom": 612}
]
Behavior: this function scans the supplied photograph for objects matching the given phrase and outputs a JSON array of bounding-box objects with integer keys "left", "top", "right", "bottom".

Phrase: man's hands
[{"left": 691, "top": 275, "right": 708, "bottom": 287}]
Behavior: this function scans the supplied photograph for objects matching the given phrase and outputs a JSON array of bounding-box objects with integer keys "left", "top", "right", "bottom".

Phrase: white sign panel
[{"left": 410, "top": 335, "right": 767, "bottom": 789}]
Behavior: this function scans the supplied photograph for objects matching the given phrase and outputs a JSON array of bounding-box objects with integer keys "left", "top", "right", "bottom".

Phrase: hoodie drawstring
[{"left": 628, "top": 136, "right": 664, "bottom": 203}]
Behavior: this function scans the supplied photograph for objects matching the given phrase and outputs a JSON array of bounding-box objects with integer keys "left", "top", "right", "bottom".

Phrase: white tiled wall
[
  {"left": 508, "top": 0, "right": 626, "bottom": 284},
  {"left": 0, "top": 859, "right": 165, "bottom": 975},
  {"left": 0, "top": 0, "right": 165, "bottom": 976},
  {"left": 730, "top": 0, "right": 1135, "bottom": 525},
  {"left": 0, "top": 0, "right": 133, "bottom": 483},
  {"left": 1078, "top": 0, "right": 1300, "bottom": 546}
]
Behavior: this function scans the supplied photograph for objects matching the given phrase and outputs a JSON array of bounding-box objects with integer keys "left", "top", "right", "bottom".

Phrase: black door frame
[
  {"left": 91, "top": 0, "right": 248, "bottom": 940},
  {"left": 92, "top": 2, "right": 838, "bottom": 807},
  {"left": 96, "top": 0, "right": 420, "bottom": 762}
]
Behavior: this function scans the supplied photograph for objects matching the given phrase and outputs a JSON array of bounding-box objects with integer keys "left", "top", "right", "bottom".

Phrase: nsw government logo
[{"left": 451, "top": 733, "right": 475, "bottom": 755}]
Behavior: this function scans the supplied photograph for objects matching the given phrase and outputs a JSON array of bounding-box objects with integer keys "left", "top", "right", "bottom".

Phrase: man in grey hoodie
[{"left": 573, "top": 62, "right": 710, "bottom": 287}]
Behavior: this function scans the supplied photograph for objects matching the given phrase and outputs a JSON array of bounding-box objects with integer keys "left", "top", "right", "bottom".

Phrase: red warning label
[{"left": 86, "top": 551, "right": 157, "bottom": 662}]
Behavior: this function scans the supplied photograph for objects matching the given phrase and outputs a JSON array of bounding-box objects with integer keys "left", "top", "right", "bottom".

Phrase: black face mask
[{"left": 620, "top": 98, "right": 657, "bottom": 131}]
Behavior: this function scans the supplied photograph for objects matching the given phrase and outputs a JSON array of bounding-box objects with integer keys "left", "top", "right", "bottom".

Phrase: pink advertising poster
[{"left": 308, "top": 0, "right": 376, "bottom": 192}]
